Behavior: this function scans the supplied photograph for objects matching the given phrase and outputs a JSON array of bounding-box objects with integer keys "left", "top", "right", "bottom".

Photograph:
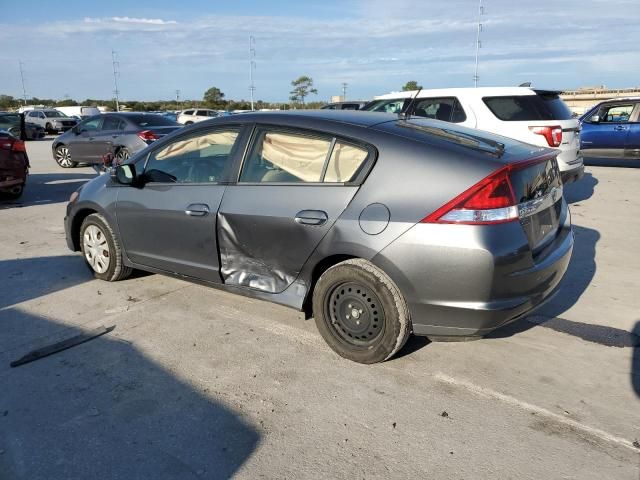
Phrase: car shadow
[
  {"left": 633, "top": 321, "right": 640, "bottom": 398},
  {"left": 563, "top": 171, "right": 597, "bottom": 204},
  {"left": 0, "top": 309, "right": 260, "bottom": 479},
  {"left": 0, "top": 172, "right": 96, "bottom": 209}
]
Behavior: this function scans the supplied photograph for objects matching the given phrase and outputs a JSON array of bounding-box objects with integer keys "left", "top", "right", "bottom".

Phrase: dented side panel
[{"left": 218, "top": 185, "right": 359, "bottom": 293}]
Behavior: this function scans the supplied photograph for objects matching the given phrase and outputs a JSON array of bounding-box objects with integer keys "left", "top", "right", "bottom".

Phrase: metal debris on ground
[{"left": 9, "top": 325, "right": 116, "bottom": 368}]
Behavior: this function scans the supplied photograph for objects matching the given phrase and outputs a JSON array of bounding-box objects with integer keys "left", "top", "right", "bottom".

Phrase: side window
[
  {"left": 144, "top": 128, "right": 240, "bottom": 184},
  {"left": 81, "top": 117, "right": 102, "bottom": 131},
  {"left": 239, "top": 129, "right": 370, "bottom": 184},
  {"left": 101, "top": 116, "right": 121, "bottom": 131},
  {"left": 39, "top": 112, "right": 46, "bottom": 119},
  {"left": 413, "top": 97, "right": 465, "bottom": 123},
  {"left": 324, "top": 142, "right": 368, "bottom": 182},
  {"left": 599, "top": 104, "right": 633, "bottom": 123},
  {"left": 183, "top": 110, "right": 194, "bottom": 116}
]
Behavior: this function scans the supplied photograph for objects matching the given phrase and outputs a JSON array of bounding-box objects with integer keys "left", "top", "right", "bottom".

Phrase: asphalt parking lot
[{"left": 1, "top": 138, "right": 639, "bottom": 479}]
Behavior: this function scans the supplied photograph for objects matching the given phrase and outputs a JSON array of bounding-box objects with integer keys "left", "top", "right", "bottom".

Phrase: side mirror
[
  {"left": 111, "top": 164, "right": 137, "bottom": 185},
  {"left": 590, "top": 115, "right": 600, "bottom": 123}
]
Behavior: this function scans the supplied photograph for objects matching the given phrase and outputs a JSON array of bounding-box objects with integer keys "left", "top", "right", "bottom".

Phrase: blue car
[{"left": 579, "top": 98, "right": 640, "bottom": 159}]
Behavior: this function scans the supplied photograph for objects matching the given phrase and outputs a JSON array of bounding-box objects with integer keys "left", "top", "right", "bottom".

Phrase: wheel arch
[
  {"left": 70, "top": 207, "right": 99, "bottom": 251},
  {"left": 302, "top": 253, "right": 359, "bottom": 318}
]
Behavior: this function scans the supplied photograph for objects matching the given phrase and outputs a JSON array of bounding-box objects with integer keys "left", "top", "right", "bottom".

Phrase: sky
[{"left": 0, "top": 0, "right": 639, "bottom": 103}]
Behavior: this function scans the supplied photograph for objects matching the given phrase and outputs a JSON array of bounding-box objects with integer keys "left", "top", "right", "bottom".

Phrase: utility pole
[
  {"left": 18, "top": 61, "right": 28, "bottom": 105},
  {"left": 175, "top": 89, "right": 181, "bottom": 110},
  {"left": 111, "top": 50, "right": 120, "bottom": 112},
  {"left": 249, "top": 36, "right": 256, "bottom": 111},
  {"left": 473, "top": 0, "right": 484, "bottom": 87},
  {"left": 341, "top": 82, "right": 348, "bottom": 101}
]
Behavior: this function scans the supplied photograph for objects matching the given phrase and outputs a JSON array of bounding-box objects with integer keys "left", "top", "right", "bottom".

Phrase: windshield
[
  {"left": 44, "top": 110, "right": 67, "bottom": 118},
  {"left": 128, "top": 114, "right": 179, "bottom": 127}
]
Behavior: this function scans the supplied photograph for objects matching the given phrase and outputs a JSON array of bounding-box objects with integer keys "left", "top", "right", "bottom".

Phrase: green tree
[
  {"left": 289, "top": 76, "right": 317, "bottom": 105},
  {"left": 203, "top": 86, "right": 225, "bottom": 108},
  {"left": 402, "top": 80, "right": 423, "bottom": 91}
]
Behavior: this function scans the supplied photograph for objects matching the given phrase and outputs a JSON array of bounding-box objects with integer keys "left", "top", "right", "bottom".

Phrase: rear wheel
[
  {"left": 1, "top": 183, "right": 24, "bottom": 200},
  {"left": 313, "top": 259, "right": 411, "bottom": 364},
  {"left": 115, "top": 147, "right": 131, "bottom": 163},
  {"left": 185, "top": 121, "right": 194, "bottom": 125},
  {"left": 80, "top": 213, "right": 132, "bottom": 282},
  {"left": 54, "top": 145, "right": 77, "bottom": 168}
]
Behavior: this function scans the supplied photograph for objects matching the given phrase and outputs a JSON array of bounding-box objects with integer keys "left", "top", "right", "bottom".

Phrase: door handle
[
  {"left": 295, "top": 210, "right": 328, "bottom": 226},
  {"left": 185, "top": 204, "right": 210, "bottom": 217},
  {"left": 614, "top": 125, "right": 628, "bottom": 131}
]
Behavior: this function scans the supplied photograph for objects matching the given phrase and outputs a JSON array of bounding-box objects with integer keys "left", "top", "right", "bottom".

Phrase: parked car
[
  {"left": 64, "top": 110, "right": 572, "bottom": 363},
  {"left": 24, "top": 109, "right": 78, "bottom": 134},
  {"left": 177, "top": 109, "right": 218, "bottom": 125},
  {"left": 321, "top": 101, "right": 367, "bottom": 110},
  {"left": 0, "top": 112, "right": 24, "bottom": 138},
  {"left": 579, "top": 97, "right": 640, "bottom": 159},
  {"left": 52, "top": 113, "right": 181, "bottom": 168},
  {"left": 0, "top": 131, "right": 29, "bottom": 199},
  {"left": 362, "top": 87, "right": 584, "bottom": 184},
  {"left": 55, "top": 106, "right": 101, "bottom": 120}
]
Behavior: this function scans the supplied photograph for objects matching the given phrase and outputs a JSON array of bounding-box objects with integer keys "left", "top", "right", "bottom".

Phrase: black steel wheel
[{"left": 313, "top": 259, "right": 411, "bottom": 364}]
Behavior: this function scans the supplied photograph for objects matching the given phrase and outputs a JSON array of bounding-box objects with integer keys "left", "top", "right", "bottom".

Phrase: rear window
[
  {"left": 362, "top": 99, "right": 409, "bottom": 114},
  {"left": 128, "top": 114, "right": 178, "bottom": 127},
  {"left": 483, "top": 93, "right": 573, "bottom": 121}
]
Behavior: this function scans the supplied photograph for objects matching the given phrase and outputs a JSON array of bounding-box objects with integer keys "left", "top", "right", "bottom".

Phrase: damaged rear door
[{"left": 218, "top": 126, "right": 373, "bottom": 293}]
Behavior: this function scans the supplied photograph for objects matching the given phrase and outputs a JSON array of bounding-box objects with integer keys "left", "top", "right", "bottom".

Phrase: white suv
[
  {"left": 24, "top": 109, "right": 78, "bottom": 134},
  {"left": 363, "top": 87, "right": 584, "bottom": 183},
  {"left": 177, "top": 108, "right": 219, "bottom": 125}
]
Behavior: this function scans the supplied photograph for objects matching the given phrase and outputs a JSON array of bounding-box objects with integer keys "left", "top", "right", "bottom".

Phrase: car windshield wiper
[{"left": 398, "top": 120, "right": 505, "bottom": 157}]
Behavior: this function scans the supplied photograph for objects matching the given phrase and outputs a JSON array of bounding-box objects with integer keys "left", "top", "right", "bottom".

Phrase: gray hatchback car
[{"left": 64, "top": 110, "right": 573, "bottom": 363}]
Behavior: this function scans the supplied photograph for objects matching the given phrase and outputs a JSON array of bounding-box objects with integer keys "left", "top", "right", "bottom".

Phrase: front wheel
[
  {"left": 54, "top": 145, "right": 77, "bottom": 168},
  {"left": 115, "top": 147, "right": 131, "bottom": 163},
  {"left": 80, "top": 213, "right": 132, "bottom": 281},
  {"left": 313, "top": 259, "right": 411, "bottom": 364}
]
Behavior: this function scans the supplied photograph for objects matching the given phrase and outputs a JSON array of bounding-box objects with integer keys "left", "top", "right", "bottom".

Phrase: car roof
[
  {"left": 373, "top": 86, "right": 540, "bottom": 100},
  {"left": 213, "top": 109, "right": 398, "bottom": 127}
]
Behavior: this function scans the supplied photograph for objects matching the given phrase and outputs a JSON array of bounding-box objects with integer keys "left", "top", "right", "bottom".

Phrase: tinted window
[
  {"left": 183, "top": 110, "right": 194, "bottom": 115},
  {"left": 483, "top": 93, "right": 573, "bottom": 121},
  {"left": 101, "top": 116, "right": 125, "bottom": 131},
  {"left": 341, "top": 103, "right": 361, "bottom": 110},
  {"left": 598, "top": 104, "right": 634, "bottom": 123},
  {"left": 43, "top": 111, "right": 66, "bottom": 118},
  {"left": 144, "top": 129, "right": 240, "bottom": 183},
  {"left": 412, "top": 97, "right": 467, "bottom": 123},
  {"left": 128, "top": 114, "right": 177, "bottom": 127},
  {"left": 240, "top": 130, "right": 332, "bottom": 183}
]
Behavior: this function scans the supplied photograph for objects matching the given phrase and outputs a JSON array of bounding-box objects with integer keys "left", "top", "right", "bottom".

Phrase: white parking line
[{"left": 434, "top": 372, "right": 638, "bottom": 453}]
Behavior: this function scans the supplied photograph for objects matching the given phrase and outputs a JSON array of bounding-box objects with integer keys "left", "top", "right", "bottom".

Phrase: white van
[
  {"left": 363, "top": 87, "right": 584, "bottom": 183},
  {"left": 55, "top": 106, "right": 101, "bottom": 120}
]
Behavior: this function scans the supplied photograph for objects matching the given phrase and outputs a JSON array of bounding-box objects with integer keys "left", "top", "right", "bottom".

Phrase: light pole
[
  {"left": 112, "top": 50, "right": 120, "bottom": 112},
  {"left": 249, "top": 36, "right": 256, "bottom": 111},
  {"left": 341, "top": 82, "right": 348, "bottom": 101},
  {"left": 19, "top": 61, "right": 27, "bottom": 105},
  {"left": 473, "top": 0, "right": 484, "bottom": 87}
]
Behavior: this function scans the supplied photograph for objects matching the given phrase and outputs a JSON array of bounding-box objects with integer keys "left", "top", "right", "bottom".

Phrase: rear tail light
[
  {"left": 529, "top": 126, "right": 562, "bottom": 147},
  {"left": 137, "top": 130, "right": 159, "bottom": 141},
  {"left": 422, "top": 158, "right": 547, "bottom": 225},
  {"left": 11, "top": 140, "right": 26, "bottom": 152}
]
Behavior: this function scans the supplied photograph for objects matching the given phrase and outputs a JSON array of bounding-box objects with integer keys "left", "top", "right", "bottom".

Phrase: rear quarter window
[{"left": 483, "top": 94, "right": 573, "bottom": 121}]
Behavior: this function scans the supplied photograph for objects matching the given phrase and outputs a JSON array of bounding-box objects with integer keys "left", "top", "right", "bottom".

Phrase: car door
[
  {"left": 67, "top": 116, "right": 103, "bottom": 163},
  {"left": 115, "top": 125, "right": 246, "bottom": 282},
  {"left": 580, "top": 103, "right": 634, "bottom": 158},
  {"left": 218, "top": 126, "right": 373, "bottom": 293},
  {"left": 95, "top": 115, "right": 124, "bottom": 158},
  {"left": 623, "top": 103, "right": 640, "bottom": 158}
]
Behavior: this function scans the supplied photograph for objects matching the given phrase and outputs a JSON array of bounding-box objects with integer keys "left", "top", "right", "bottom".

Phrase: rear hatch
[
  {"left": 482, "top": 90, "right": 580, "bottom": 157},
  {"left": 510, "top": 154, "right": 563, "bottom": 254}
]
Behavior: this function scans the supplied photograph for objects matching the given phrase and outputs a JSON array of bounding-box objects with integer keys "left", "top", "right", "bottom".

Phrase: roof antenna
[{"left": 400, "top": 88, "right": 422, "bottom": 120}]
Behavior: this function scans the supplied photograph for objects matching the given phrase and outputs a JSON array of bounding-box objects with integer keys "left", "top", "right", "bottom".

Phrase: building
[{"left": 561, "top": 86, "right": 640, "bottom": 114}]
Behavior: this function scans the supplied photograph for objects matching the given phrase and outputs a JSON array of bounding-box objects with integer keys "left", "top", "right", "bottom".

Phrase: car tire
[
  {"left": 115, "top": 147, "right": 131, "bottom": 163},
  {"left": 80, "top": 213, "right": 133, "bottom": 282},
  {"left": 1, "top": 183, "right": 24, "bottom": 200},
  {"left": 185, "top": 121, "right": 194, "bottom": 125},
  {"left": 312, "top": 258, "right": 411, "bottom": 364},
  {"left": 54, "top": 145, "right": 77, "bottom": 168}
]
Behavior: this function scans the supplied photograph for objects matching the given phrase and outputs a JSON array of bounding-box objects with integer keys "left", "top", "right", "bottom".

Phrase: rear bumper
[
  {"left": 560, "top": 164, "right": 584, "bottom": 184},
  {"left": 373, "top": 204, "right": 573, "bottom": 337}
]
